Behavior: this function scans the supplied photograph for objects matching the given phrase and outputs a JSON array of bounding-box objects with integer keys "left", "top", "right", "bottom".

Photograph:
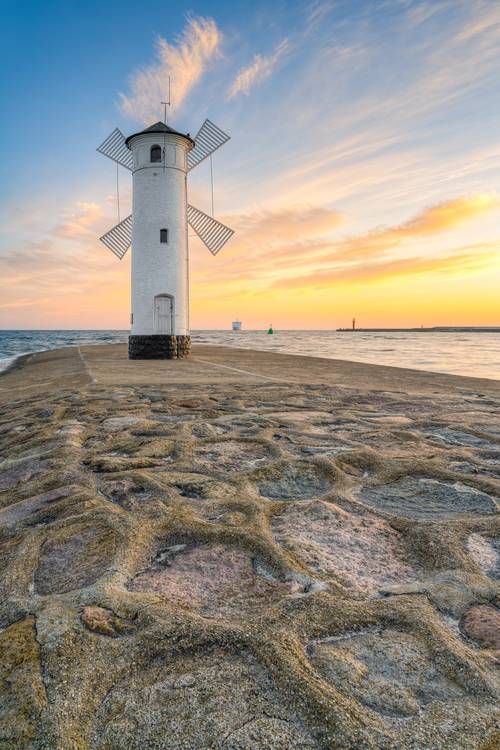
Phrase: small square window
[{"left": 160, "top": 229, "right": 169, "bottom": 243}]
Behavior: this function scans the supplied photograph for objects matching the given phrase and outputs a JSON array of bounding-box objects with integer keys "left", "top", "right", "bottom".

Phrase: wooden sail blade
[
  {"left": 187, "top": 205, "right": 234, "bottom": 255},
  {"left": 187, "top": 119, "right": 230, "bottom": 171},
  {"left": 96, "top": 128, "right": 133, "bottom": 170},
  {"left": 99, "top": 215, "right": 132, "bottom": 260}
]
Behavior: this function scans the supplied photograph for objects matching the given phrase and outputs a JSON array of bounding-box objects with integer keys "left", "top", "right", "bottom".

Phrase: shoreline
[
  {"left": 0, "top": 342, "right": 499, "bottom": 748},
  {"left": 1, "top": 329, "right": 499, "bottom": 381},
  {"left": 0, "top": 350, "right": 37, "bottom": 377},
  {"left": 1, "top": 342, "right": 499, "bottom": 390}
]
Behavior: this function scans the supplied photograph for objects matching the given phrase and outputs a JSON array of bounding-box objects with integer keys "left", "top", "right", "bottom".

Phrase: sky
[{"left": 0, "top": 0, "right": 499, "bottom": 330}]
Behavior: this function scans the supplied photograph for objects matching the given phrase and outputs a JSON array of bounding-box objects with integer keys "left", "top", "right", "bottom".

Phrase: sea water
[{"left": 0, "top": 329, "right": 499, "bottom": 380}]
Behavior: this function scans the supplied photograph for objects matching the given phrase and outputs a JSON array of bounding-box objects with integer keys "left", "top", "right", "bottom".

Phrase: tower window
[
  {"left": 160, "top": 229, "right": 169, "bottom": 243},
  {"left": 150, "top": 145, "right": 162, "bottom": 163}
]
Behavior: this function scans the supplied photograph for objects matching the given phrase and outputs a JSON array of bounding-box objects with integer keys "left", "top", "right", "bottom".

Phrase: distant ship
[{"left": 232, "top": 320, "right": 242, "bottom": 331}]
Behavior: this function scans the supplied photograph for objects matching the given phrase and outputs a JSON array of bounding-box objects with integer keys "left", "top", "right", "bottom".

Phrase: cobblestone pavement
[{"left": 0, "top": 346, "right": 499, "bottom": 749}]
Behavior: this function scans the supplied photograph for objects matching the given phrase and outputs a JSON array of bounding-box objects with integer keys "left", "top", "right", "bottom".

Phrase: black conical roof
[{"left": 125, "top": 121, "right": 194, "bottom": 148}]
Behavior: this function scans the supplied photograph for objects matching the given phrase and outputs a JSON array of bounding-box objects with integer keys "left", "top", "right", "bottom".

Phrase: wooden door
[{"left": 155, "top": 295, "right": 173, "bottom": 334}]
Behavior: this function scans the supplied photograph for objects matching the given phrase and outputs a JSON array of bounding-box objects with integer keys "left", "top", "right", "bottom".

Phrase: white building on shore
[
  {"left": 127, "top": 123, "right": 192, "bottom": 358},
  {"left": 97, "top": 119, "right": 234, "bottom": 359}
]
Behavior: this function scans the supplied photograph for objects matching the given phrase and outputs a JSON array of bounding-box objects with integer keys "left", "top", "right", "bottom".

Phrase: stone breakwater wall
[
  {"left": 0, "top": 345, "right": 499, "bottom": 749},
  {"left": 129, "top": 334, "right": 191, "bottom": 359}
]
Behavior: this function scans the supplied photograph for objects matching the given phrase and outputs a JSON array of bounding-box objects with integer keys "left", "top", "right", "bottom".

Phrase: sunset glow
[{"left": 1, "top": 1, "right": 499, "bottom": 329}]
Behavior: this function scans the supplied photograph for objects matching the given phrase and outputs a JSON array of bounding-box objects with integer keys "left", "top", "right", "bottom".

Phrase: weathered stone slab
[
  {"left": 0, "top": 618, "right": 47, "bottom": 748},
  {"left": 357, "top": 478, "right": 497, "bottom": 519},
  {"left": 193, "top": 439, "right": 270, "bottom": 471},
  {"left": 461, "top": 605, "right": 500, "bottom": 649},
  {"left": 311, "top": 628, "right": 465, "bottom": 718},
  {"left": 467, "top": 533, "right": 499, "bottom": 579},
  {"left": 35, "top": 524, "right": 117, "bottom": 595},
  {"left": 0, "top": 486, "right": 74, "bottom": 526},
  {"left": 89, "top": 650, "right": 318, "bottom": 749},
  {"left": 102, "top": 416, "right": 144, "bottom": 431},
  {"left": 272, "top": 499, "right": 419, "bottom": 593},
  {"left": 128, "top": 543, "right": 291, "bottom": 617},
  {"left": 257, "top": 462, "right": 333, "bottom": 500},
  {"left": 0, "top": 459, "right": 51, "bottom": 491},
  {"left": 422, "top": 427, "right": 494, "bottom": 448}
]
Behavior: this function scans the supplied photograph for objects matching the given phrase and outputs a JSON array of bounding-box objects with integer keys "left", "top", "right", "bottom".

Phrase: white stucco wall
[{"left": 128, "top": 132, "right": 191, "bottom": 336}]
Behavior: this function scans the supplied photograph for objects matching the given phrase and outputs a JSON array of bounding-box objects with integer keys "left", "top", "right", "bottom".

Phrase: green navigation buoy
[{"left": 267, "top": 324, "right": 273, "bottom": 334}]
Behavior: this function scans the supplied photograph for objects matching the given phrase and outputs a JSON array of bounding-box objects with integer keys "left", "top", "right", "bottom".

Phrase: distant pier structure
[
  {"left": 336, "top": 326, "right": 499, "bottom": 332},
  {"left": 232, "top": 320, "right": 242, "bottom": 332}
]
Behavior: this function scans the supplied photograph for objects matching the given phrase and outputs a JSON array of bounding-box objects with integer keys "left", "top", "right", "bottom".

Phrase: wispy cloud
[
  {"left": 189, "top": 204, "right": 342, "bottom": 285},
  {"left": 232, "top": 204, "right": 342, "bottom": 243},
  {"left": 306, "top": 1, "right": 335, "bottom": 30},
  {"left": 226, "top": 39, "right": 288, "bottom": 99},
  {"left": 321, "top": 193, "right": 500, "bottom": 263},
  {"left": 405, "top": 1, "right": 451, "bottom": 28},
  {"left": 273, "top": 243, "right": 500, "bottom": 289},
  {"left": 53, "top": 202, "right": 104, "bottom": 239},
  {"left": 189, "top": 194, "right": 500, "bottom": 293},
  {"left": 0, "top": 198, "right": 127, "bottom": 326},
  {"left": 264, "top": 195, "right": 500, "bottom": 290},
  {"left": 453, "top": 0, "right": 500, "bottom": 43},
  {"left": 120, "top": 16, "right": 222, "bottom": 123}
]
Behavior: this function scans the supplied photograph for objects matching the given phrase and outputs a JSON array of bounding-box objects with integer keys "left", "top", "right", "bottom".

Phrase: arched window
[
  {"left": 160, "top": 229, "right": 169, "bottom": 243},
  {"left": 150, "top": 145, "right": 162, "bottom": 163}
]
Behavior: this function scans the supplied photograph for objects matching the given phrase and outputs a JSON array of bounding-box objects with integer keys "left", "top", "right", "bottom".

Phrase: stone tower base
[{"left": 128, "top": 335, "right": 191, "bottom": 360}]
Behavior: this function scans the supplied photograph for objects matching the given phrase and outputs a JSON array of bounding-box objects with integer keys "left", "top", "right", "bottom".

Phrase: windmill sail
[
  {"left": 188, "top": 204, "right": 234, "bottom": 255},
  {"left": 97, "top": 128, "right": 133, "bottom": 170},
  {"left": 187, "top": 119, "right": 230, "bottom": 171},
  {"left": 100, "top": 215, "right": 132, "bottom": 259}
]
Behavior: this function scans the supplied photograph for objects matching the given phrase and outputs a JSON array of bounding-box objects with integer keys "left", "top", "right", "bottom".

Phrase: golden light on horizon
[{"left": 1, "top": 3, "right": 500, "bottom": 331}]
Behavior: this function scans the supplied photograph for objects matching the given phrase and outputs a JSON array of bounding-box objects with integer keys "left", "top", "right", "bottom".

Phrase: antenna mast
[
  {"left": 160, "top": 77, "right": 172, "bottom": 171},
  {"left": 161, "top": 76, "right": 171, "bottom": 124}
]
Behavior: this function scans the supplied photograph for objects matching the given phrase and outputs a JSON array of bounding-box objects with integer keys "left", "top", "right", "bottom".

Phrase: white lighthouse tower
[
  {"left": 96, "top": 119, "right": 233, "bottom": 359},
  {"left": 126, "top": 122, "right": 192, "bottom": 358}
]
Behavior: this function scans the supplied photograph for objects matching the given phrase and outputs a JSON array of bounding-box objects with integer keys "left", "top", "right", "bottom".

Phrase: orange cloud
[
  {"left": 322, "top": 193, "right": 500, "bottom": 262},
  {"left": 0, "top": 196, "right": 129, "bottom": 328},
  {"left": 394, "top": 194, "right": 500, "bottom": 236},
  {"left": 273, "top": 243, "right": 500, "bottom": 289},
  {"left": 2, "top": 190, "right": 499, "bottom": 330},
  {"left": 230, "top": 204, "right": 343, "bottom": 244},
  {"left": 189, "top": 204, "right": 343, "bottom": 285},
  {"left": 54, "top": 201, "right": 104, "bottom": 239},
  {"left": 189, "top": 194, "right": 499, "bottom": 290}
]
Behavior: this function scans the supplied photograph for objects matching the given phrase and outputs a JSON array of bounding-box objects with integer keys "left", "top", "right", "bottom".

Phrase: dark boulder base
[
  {"left": 176, "top": 335, "right": 191, "bottom": 358},
  {"left": 128, "top": 335, "right": 191, "bottom": 360}
]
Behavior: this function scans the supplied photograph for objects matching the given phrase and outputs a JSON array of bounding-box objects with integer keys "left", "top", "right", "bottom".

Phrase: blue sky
[
  {"left": 1, "top": 0, "right": 499, "bottom": 328},
  {"left": 1, "top": 0, "right": 324, "bottom": 198}
]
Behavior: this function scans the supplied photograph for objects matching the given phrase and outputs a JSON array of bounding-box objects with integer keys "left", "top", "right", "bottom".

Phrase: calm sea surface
[{"left": 0, "top": 329, "right": 499, "bottom": 380}]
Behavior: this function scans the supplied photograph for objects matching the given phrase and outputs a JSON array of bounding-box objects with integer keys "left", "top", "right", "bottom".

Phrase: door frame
[{"left": 154, "top": 293, "right": 174, "bottom": 335}]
